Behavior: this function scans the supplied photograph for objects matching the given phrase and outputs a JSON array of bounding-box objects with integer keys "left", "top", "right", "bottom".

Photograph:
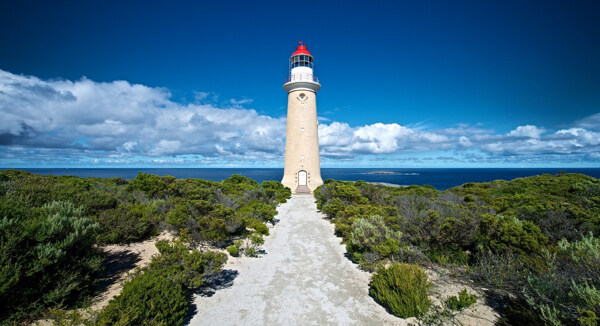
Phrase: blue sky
[{"left": 1, "top": 0, "right": 599, "bottom": 168}]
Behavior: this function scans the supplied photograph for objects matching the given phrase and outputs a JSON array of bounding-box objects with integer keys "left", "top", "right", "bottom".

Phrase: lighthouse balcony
[{"left": 285, "top": 73, "right": 319, "bottom": 83}]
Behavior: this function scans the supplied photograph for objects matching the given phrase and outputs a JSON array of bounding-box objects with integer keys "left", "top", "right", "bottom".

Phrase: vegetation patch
[
  {"left": 0, "top": 169, "right": 290, "bottom": 324},
  {"left": 97, "top": 240, "right": 226, "bottom": 325},
  {"left": 446, "top": 288, "right": 477, "bottom": 311},
  {"left": 369, "top": 263, "right": 432, "bottom": 318},
  {"left": 315, "top": 173, "right": 600, "bottom": 324},
  {"left": 0, "top": 199, "right": 102, "bottom": 324}
]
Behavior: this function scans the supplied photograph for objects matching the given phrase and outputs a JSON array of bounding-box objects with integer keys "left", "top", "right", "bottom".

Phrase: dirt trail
[
  {"left": 189, "top": 195, "right": 408, "bottom": 326},
  {"left": 90, "top": 232, "right": 173, "bottom": 310}
]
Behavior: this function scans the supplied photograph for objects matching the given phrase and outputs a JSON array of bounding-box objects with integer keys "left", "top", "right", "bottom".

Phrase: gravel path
[{"left": 188, "top": 195, "right": 407, "bottom": 326}]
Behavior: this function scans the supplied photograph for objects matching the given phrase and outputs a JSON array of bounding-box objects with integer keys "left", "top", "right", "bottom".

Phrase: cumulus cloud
[
  {"left": 508, "top": 125, "right": 544, "bottom": 138},
  {"left": 0, "top": 69, "right": 285, "bottom": 163},
  {"left": 319, "top": 122, "right": 451, "bottom": 156},
  {"left": 0, "top": 68, "right": 598, "bottom": 166},
  {"left": 317, "top": 119, "right": 600, "bottom": 163}
]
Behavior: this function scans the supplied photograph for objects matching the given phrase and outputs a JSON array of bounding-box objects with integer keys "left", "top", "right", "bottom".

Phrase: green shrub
[
  {"left": 127, "top": 172, "right": 174, "bottom": 198},
  {"left": 496, "top": 297, "right": 546, "bottom": 326},
  {"left": 369, "top": 263, "right": 432, "bottom": 318},
  {"left": 45, "top": 306, "right": 97, "bottom": 326},
  {"left": 521, "top": 233, "right": 600, "bottom": 325},
  {"left": 250, "top": 233, "right": 264, "bottom": 245},
  {"left": 334, "top": 183, "right": 369, "bottom": 204},
  {"left": 245, "top": 247, "right": 258, "bottom": 257},
  {"left": 95, "top": 202, "right": 156, "bottom": 244},
  {"left": 578, "top": 308, "right": 598, "bottom": 326},
  {"left": 464, "top": 194, "right": 475, "bottom": 202},
  {"left": 348, "top": 215, "right": 402, "bottom": 259},
  {"left": 478, "top": 214, "right": 547, "bottom": 254},
  {"left": 97, "top": 268, "right": 188, "bottom": 326},
  {"left": 446, "top": 288, "right": 477, "bottom": 311},
  {"left": 196, "top": 217, "right": 229, "bottom": 245},
  {"left": 238, "top": 201, "right": 278, "bottom": 222},
  {"left": 226, "top": 244, "right": 240, "bottom": 257},
  {"left": 151, "top": 240, "right": 227, "bottom": 288},
  {"left": 166, "top": 202, "right": 193, "bottom": 227},
  {"left": 98, "top": 240, "right": 226, "bottom": 325},
  {"left": 260, "top": 180, "right": 291, "bottom": 203},
  {"left": 425, "top": 246, "right": 469, "bottom": 266},
  {"left": 0, "top": 200, "right": 102, "bottom": 323},
  {"left": 221, "top": 174, "right": 259, "bottom": 194},
  {"left": 322, "top": 197, "right": 345, "bottom": 219},
  {"left": 244, "top": 217, "right": 269, "bottom": 235},
  {"left": 471, "top": 250, "right": 529, "bottom": 292}
]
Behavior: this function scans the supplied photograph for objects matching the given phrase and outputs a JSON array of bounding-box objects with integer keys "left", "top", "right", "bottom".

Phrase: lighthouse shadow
[{"left": 195, "top": 269, "right": 239, "bottom": 297}]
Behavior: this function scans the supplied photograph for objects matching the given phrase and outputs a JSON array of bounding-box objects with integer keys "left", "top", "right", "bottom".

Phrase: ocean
[{"left": 6, "top": 168, "right": 600, "bottom": 191}]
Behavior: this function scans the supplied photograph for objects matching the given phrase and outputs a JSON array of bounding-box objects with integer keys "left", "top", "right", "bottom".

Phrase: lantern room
[{"left": 286, "top": 42, "right": 318, "bottom": 84}]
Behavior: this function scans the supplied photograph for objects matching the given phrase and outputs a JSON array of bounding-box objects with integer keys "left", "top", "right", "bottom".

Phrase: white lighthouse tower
[{"left": 281, "top": 42, "right": 324, "bottom": 193}]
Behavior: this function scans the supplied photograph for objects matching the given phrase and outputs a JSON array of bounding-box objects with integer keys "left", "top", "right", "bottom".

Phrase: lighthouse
[{"left": 281, "top": 42, "right": 324, "bottom": 193}]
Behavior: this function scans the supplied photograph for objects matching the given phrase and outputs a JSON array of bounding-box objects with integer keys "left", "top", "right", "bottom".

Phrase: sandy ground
[
  {"left": 33, "top": 232, "right": 173, "bottom": 325},
  {"left": 188, "top": 194, "right": 409, "bottom": 326},
  {"left": 90, "top": 231, "right": 173, "bottom": 310},
  {"left": 427, "top": 269, "right": 499, "bottom": 325}
]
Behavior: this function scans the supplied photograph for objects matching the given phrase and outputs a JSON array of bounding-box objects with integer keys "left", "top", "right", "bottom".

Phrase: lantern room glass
[{"left": 290, "top": 54, "right": 314, "bottom": 71}]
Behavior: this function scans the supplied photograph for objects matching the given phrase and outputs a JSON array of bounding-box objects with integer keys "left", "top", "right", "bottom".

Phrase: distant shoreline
[
  {"left": 367, "top": 182, "right": 406, "bottom": 188},
  {"left": 363, "top": 171, "right": 420, "bottom": 176}
]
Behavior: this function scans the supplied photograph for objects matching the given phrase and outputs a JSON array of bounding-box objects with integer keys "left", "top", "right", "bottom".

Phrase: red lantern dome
[{"left": 291, "top": 41, "right": 312, "bottom": 57}]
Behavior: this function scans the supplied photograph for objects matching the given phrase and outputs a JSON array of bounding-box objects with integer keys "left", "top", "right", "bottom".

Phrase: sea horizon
[{"left": 4, "top": 167, "right": 600, "bottom": 191}]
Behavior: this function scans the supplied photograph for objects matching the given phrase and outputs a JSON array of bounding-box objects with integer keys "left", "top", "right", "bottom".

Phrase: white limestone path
[{"left": 188, "top": 194, "right": 407, "bottom": 326}]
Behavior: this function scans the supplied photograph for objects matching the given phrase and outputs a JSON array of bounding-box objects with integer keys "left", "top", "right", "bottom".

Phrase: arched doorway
[{"left": 298, "top": 170, "right": 307, "bottom": 186}]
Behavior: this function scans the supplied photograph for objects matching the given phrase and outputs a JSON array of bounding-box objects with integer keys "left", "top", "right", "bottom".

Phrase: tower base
[{"left": 295, "top": 185, "right": 311, "bottom": 193}]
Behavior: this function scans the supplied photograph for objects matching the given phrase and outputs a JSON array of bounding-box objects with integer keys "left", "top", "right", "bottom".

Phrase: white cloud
[
  {"left": 318, "top": 122, "right": 451, "bottom": 157},
  {"left": 508, "top": 125, "right": 544, "bottom": 138},
  {"left": 1, "top": 68, "right": 599, "bottom": 166},
  {"left": 0, "top": 69, "right": 285, "bottom": 160}
]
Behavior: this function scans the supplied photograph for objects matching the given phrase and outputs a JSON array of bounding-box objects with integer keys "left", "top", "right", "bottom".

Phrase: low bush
[
  {"left": 446, "top": 288, "right": 477, "bottom": 311},
  {"left": 238, "top": 201, "right": 278, "bottom": 222},
  {"left": 347, "top": 215, "right": 403, "bottom": 270},
  {"left": 0, "top": 200, "right": 102, "bottom": 324},
  {"left": 98, "top": 240, "right": 226, "bottom": 325},
  {"left": 244, "top": 217, "right": 269, "bottom": 235},
  {"left": 97, "top": 268, "right": 188, "bottom": 326},
  {"left": 245, "top": 247, "right": 258, "bottom": 257},
  {"left": 369, "top": 263, "right": 432, "bottom": 318},
  {"left": 471, "top": 250, "right": 529, "bottom": 292},
  {"left": 250, "top": 233, "right": 264, "bottom": 246},
  {"left": 126, "top": 172, "right": 174, "bottom": 198},
  {"left": 226, "top": 242, "right": 241, "bottom": 257},
  {"left": 195, "top": 217, "right": 230, "bottom": 245},
  {"left": 239, "top": 233, "right": 265, "bottom": 257},
  {"left": 95, "top": 202, "right": 157, "bottom": 244},
  {"left": 261, "top": 180, "right": 291, "bottom": 203},
  {"left": 522, "top": 233, "right": 600, "bottom": 325},
  {"left": 425, "top": 246, "right": 469, "bottom": 266},
  {"left": 478, "top": 214, "right": 547, "bottom": 254}
]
